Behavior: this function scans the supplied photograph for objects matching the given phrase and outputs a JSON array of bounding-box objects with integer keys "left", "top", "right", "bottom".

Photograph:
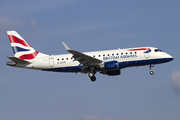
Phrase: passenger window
[
  {"left": 121, "top": 53, "right": 123, "bottom": 55},
  {"left": 126, "top": 52, "right": 128, "bottom": 54},
  {"left": 112, "top": 54, "right": 114, "bottom": 56},
  {"left": 135, "top": 52, "right": 137, "bottom": 54},
  {"left": 130, "top": 52, "right": 132, "bottom": 54},
  {"left": 62, "top": 58, "right": 64, "bottom": 60},
  {"left": 99, "top": 55, "right": 101, "bottom": 57},
  {"left": 103, "top": 54, "right": 105, "bottom": 56},
  {"left": 66, "top": 58, "right": 68, "bottom": 60},
  {"left": 57, "top": 59, "right": 59, "bottom": 61},
  {"left": 93, "top": 55, "right": 95, "bottom": 57},
  {"left": 108, "top": 54, "right": 109, "bottom": 56},
  {"left": 117, "top": 53, "right": 119, "bottom": 55}
]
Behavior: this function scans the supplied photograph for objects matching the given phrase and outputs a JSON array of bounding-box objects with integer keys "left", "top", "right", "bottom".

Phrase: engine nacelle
[
  {"left": 100, "top": 70, "right": 121, "bottom": 76},
  {"left": 100, "top": 61, "right": 119, "bottom": 70}
]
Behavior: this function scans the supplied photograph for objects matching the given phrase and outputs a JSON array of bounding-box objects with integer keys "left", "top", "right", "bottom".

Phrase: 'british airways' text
[{"left": 103, "top": 54, "right": 137, "bottom": 60}]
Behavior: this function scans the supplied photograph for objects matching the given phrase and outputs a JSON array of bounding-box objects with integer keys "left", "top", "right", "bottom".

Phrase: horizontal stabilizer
[{"left": 7, "top": 56, "right": 31, "bottom": 64}]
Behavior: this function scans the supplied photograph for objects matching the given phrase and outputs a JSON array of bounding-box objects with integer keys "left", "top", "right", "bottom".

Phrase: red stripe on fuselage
[
  {"left": 8, "top": 35, "right": 31, "bottom": 47},
  {"left": 128, "top": 48, "right": 151, "bottom": 51},
  {"left": 19, "top": 51, "right": 39, "bottom": 60}
]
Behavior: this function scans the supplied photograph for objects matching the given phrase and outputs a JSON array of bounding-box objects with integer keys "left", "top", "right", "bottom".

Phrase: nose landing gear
[{"left": 149, "top": 64, "right": 154, "bottom": 75}]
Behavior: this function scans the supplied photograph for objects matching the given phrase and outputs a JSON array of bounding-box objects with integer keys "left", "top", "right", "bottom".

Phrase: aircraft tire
[
  {"left": 150, "top": 71, "right": 154, "bottom": 75},
  {"left": 90, "top": 76, "right": 96, "bottom": 82}
]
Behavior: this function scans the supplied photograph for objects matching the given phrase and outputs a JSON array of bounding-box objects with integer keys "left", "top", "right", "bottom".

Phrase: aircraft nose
[
  {"left": 168, "top": 57, "right": 174, "bottom": 61},
  {"left": 166, "top": 54, "right": 174, "bottom": 61}
]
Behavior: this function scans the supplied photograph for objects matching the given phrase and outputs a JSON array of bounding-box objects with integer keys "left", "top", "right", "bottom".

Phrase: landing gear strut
[
  {"left": 149, "top": 64, "right": 154, "bottom": 75},
  {"left": 88, "top": 69, "right": 96, "bottom": 82}
]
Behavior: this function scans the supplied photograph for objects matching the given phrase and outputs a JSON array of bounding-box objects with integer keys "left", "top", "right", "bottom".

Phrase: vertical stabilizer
[{"left": 7, "top": 31, "right": 42, "bottom": 60}]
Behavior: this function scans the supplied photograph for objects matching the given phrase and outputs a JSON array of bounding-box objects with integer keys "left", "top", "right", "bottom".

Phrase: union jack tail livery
[{"left": 7, "top": 31, "right": 39, "bottom": 60}]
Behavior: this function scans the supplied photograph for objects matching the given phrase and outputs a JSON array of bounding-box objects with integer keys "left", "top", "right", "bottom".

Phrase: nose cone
[{"left": 166, "top": 54, "right": 174, "bottom": 61}]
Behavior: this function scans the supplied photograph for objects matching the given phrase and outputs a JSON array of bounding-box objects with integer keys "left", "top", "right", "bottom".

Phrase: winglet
[{"left": 62, "top": 42, "right": 71, "bottom": 50}]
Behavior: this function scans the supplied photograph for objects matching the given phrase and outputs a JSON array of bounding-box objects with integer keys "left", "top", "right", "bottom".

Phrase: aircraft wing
[{"left": 62, "top": 42, "right": 102, "bottom": 67}]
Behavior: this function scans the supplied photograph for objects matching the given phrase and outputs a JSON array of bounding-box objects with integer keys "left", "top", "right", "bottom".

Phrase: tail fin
[{"left": 7, "top": 31, "right": 39, "bottom": 60}]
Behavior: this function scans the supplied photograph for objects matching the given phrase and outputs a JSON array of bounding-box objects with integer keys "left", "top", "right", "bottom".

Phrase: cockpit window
[{"left": 154, "top": 49, "right": 163, "bottom": 52}]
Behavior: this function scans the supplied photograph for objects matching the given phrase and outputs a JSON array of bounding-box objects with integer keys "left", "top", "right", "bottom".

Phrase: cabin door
[
  {"left": 49, "top": 58, "right": 54, "bottom": 67},
  {"left": 144, "top": 51, "right": 149, "bottom": 58}
]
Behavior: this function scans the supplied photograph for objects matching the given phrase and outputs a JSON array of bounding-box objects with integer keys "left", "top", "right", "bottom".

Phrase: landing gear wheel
[
  {"left": 88, "top": 68, "right": 96, "bottom": 82},
  {"left": 90, "top": 76, "right": 96, "bottom": 82},
  {"left": 88, "top": 72, "right": 94, "bottom": 77},
  {"left": 150, "top": 71, "right": 154, "bottom": 75}
]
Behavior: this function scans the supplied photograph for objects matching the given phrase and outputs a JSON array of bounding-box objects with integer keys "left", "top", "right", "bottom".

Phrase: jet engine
[
  {"left": 100, "top": 70, "right": 121, "bottom": 76},
  {"left": 100, "top": 61, "right": 119, "bottom": 70}
]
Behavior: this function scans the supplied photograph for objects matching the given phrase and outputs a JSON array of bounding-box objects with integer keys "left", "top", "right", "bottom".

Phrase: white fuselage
[{"left": 15, "top": 47, "right": 173, "bottom": 73}]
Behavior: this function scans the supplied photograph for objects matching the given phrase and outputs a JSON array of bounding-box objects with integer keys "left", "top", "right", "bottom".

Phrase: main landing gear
[
  {"left": 149, "top": 64, "right": 154, "bottom": 75},
  {"left": 88, "top": 69, "right": 96, "bottom": 82}
]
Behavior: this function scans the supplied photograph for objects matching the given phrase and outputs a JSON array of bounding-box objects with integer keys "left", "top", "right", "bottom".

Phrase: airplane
[{"left": 6, "top": 31, "right": 174, "bottom": 82}]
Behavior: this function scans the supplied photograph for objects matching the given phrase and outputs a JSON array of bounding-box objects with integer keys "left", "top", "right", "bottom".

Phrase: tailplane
[{"left": 7, "top": 31, "right": 48, "bottom": 60}]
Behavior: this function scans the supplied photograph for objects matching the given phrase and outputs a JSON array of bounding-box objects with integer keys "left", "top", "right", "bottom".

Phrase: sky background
[{"left": 1, "top": 0, "right": 180, "bottom": 120}]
